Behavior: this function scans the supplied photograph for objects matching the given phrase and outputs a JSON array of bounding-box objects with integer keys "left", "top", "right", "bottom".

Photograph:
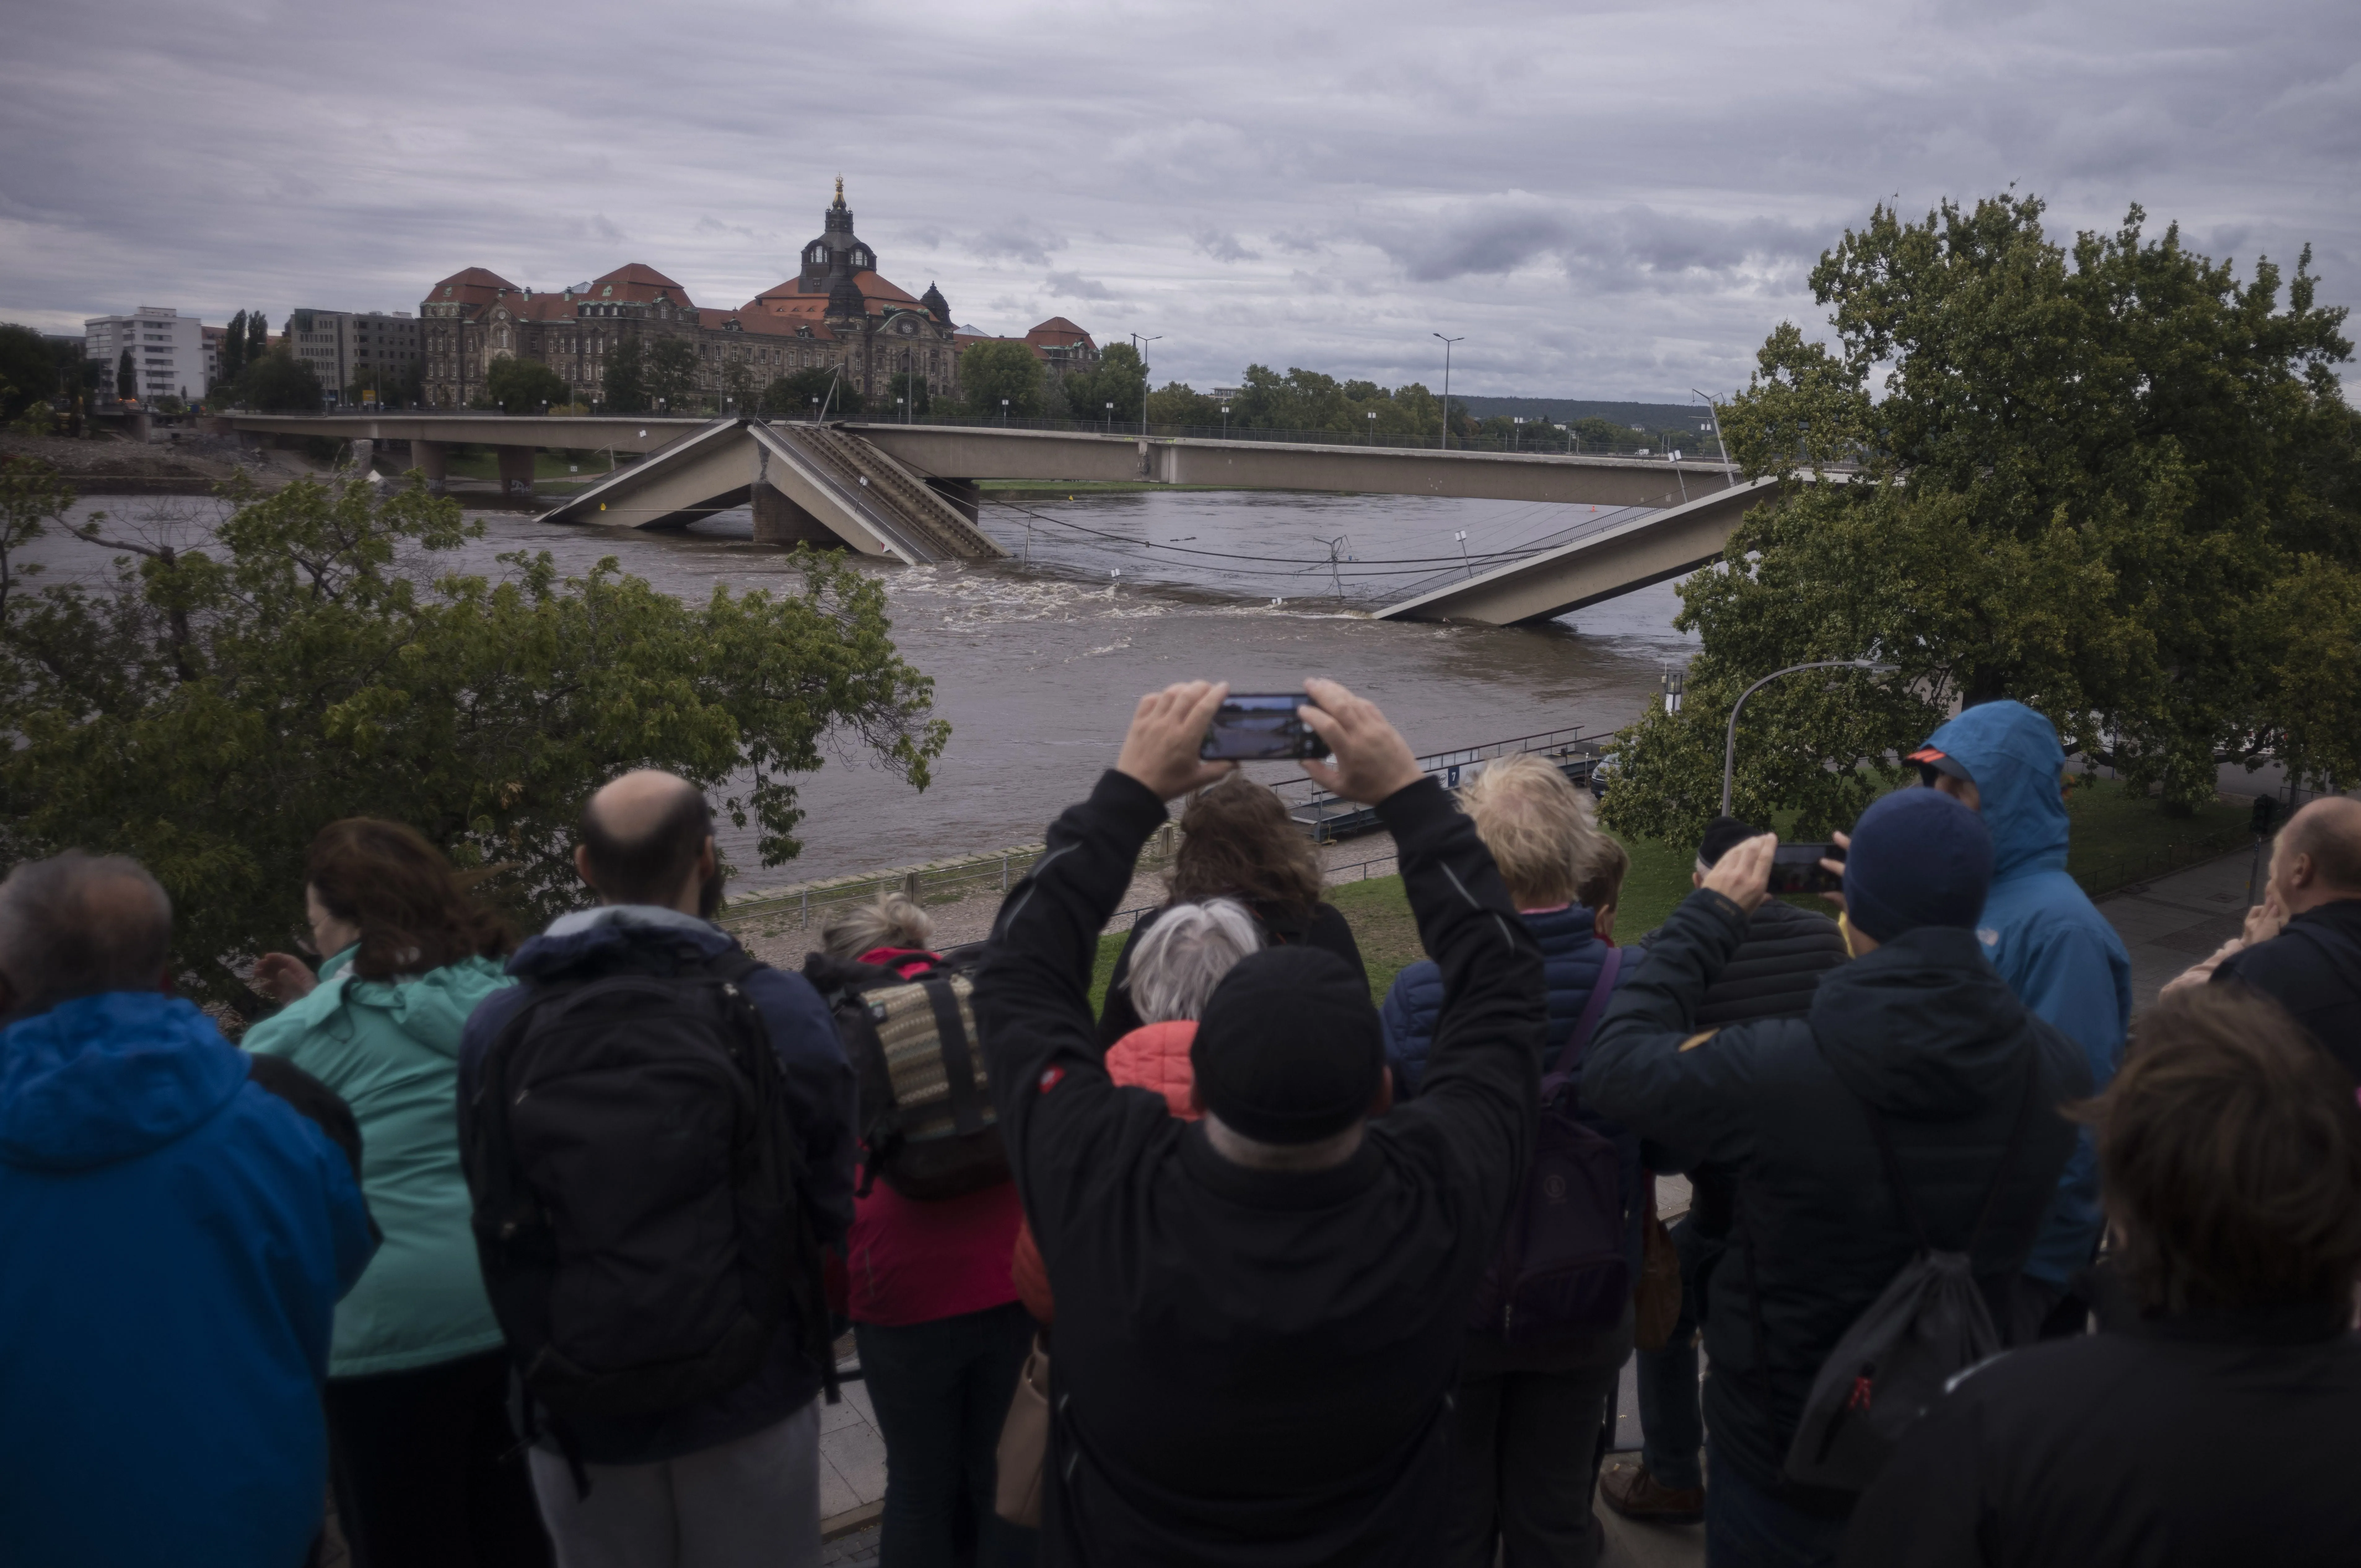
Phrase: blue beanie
[{"left": 1843, "top": 789, "right": 1994, "bottom": 943}]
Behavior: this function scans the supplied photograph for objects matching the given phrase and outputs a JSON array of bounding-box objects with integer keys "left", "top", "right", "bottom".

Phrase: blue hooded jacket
[
  {"left": 1917, "top": 700, "right": 2131, "bottom": 1286},
  {"left": 0, "top": 992, "right": 377, "bottom": 1568}
]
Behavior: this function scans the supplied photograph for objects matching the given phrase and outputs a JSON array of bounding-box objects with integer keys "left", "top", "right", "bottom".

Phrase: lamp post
[
  {"left": 1001, "top": 396, "right": 1010, "bottom": 427},
  {"left": 1221, "top": 404, "right": 1230, "bottom": 438},
  {"left": 1722, "top": 660, "right": 1900, "bottom": 815},
  {"left": 1367, "top": 409, "right": 1377, "bottom": 445},
  {"left": 1433, "top": 333, "right": 1463, "bottom": 449},
  {"left": 1130, "top": 332, "right": 1160, "bottom": 438},
  {"left": 1692, "top": 388, "right": 1735, "bottom": 478},
  {"left": 1105, "top": 400, "right": 1115, "bottom": 435}
]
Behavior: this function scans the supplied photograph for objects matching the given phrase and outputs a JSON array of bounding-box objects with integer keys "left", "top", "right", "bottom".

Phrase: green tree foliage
[
  {"left": 1146, "top": 381, "right": 1224, "bottom": 427},
  {"left": 239, "top": 350, "right": 325, "bottom": 411},
  {"left": 1602, "top": 194, "right": 2361, "bottom": 846},
  {"left": 1062, "top": 342, "right": 1147, "bottom": 424},
  {"left": 722, "top": 360, "right": 760, "bottom": 414},
  {"left": 0, "top": 325, "right": 54, "bottom": 423},
  {"left": 116, "top": 349, "right": 137, "bottom": 401},
  {"left": 645, "top": 338, "right": 698, "bottom": 409},
  {"left": 483, "top": 356, "right": 571, "bottom": 413},
  {"left": 0, "top": 460, "right": 948, "bottom": 1008},
  {"left": 760, "top": 366, "right": 863, "bottom": 418},
  {"left": 245, "top": 311, "right": 267, "bottom": 366},
  {"left": 604, "top": 335, "right": 648, "bottom": 413},
  {"left": 1224, "top": 365, "right": 1447, "bottom": 440},
  {"left": 956, "top": 339, "right": 1045, "bottom": 418},
  {"left": 881, "top": 370, "right": 929, "bottom": 417},
  {"left": 222, "top": 310, "right": 249, "bottom": 383}
]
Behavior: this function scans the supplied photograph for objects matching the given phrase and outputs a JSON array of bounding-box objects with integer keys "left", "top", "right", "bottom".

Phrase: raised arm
[
  {"left": 976, "top": 682, "right": 1235, "bottom": 1244},
  {"left": 1299, "top": 679, "right": 1546, "bottom": 1225},
  {"left": 1582, "top": 835, "right": 1779, "bottom": 1170}
]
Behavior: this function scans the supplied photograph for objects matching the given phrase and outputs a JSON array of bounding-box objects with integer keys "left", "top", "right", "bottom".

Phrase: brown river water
[{"left": 50, "top": 488, "right": 1699, "bottom": 883}]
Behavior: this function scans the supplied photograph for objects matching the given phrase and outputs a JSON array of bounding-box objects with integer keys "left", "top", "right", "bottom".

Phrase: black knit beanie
[{"left": 1190, "top": 946, "right": 1383, "bottom": 1147}]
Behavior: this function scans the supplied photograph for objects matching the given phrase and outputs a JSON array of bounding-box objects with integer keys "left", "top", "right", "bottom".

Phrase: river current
[{"left": 48, "top": 487, "right": 1699, "bottom": 883}]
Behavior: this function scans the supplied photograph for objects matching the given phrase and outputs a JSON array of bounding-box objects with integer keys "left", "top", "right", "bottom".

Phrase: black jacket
[
  {"left": 976, "top": 771, "right": 1546, "bottom": 1567},
  {"left": 1842, "top": 1301, "right": 2361, "bottom": 1566},
  {"left": 1640, "top": 899, "right": 1849, "bottom": 1236},
  {"left": 2214, "top": 898, "right": 2361, "bottom": 1083},
  {"left": 1581, "top": 891, "right": 2089, "bottom": 1505},
  {"left": 1098, "top": 900, "right": 1365, "bottom": 1046}
]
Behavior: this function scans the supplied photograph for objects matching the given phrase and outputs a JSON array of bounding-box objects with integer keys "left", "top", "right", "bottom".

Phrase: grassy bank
[{"left": 1086, "top": 777, "right": 2255, "bottom": 1013}]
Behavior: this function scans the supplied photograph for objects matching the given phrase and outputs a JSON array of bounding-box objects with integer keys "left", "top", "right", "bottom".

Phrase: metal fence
[
  {"left": 857, "top": 410, "right": 1721, "bottom": 461},
  {"left": 2075, "top": 831, "right": 2255, "bottom": 901}
]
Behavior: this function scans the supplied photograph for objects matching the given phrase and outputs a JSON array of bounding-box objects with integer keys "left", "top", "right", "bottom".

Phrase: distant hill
[{"left": 1450, "top": 396, "right": 1717, "bottom": 432}]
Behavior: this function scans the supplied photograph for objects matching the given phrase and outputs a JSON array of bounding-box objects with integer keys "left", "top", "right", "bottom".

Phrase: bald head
[
  {"left": 577, "top": 770, "right": 716, "bottom": 913},
  {"left": 0, "top": 852, "right": 173, "bottom": 1019},
  {"left": 2273, "top": 797, "right": 2361, "bottom": 916}
]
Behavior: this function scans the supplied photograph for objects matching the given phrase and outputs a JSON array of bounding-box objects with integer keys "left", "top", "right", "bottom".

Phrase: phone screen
[
  {"left": 1200, "top": 693, "right": 1330, "bottom": 761},
  {"left": 1766, "top": 843, "right": 1846, "bottom": 895}
]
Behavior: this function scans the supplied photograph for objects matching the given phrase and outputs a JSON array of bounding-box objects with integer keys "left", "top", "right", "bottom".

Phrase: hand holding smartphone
[{"left": 1199, "top": 692, "right": 1332, "bottom": 762}]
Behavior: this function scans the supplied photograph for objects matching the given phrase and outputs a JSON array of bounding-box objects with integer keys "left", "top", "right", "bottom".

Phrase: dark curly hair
[
  {"left": 306, "top": 818, "right": 513, "bottom": 981},
  {"left": 2080, "top": 985, "right": 2361, "bottom": 1315},
  {"left": 1168, "top": 775, "right": 1324, "bottom": 923}
]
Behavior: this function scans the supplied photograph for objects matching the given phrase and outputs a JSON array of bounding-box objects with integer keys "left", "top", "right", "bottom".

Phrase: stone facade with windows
[
  {"left": 285, "top": 309, "right": 424, "bottom": 403},
  {"left": 83, "top": 306, "right": 209, "bottom": 404},
  {"left": 418, "top": 182, "right": 1096, "bottom": 412}
]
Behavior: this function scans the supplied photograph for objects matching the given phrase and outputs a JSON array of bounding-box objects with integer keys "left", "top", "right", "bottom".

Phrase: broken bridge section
[{"left": 538, "top": 418, "right": 1006, "bottom": 565}]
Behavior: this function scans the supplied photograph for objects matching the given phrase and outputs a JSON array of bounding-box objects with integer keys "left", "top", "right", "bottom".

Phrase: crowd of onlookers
[{"left": 0, "top": 678, "right": 2356, "bottom": 1568}]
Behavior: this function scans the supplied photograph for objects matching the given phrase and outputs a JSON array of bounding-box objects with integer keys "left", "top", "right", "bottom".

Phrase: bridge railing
[
  {"left": 863, "top": 411, "right": 1722, "bottom": 460},
  {"left": 1272, "top": 723, "right": 1615, "bottom": 842}
]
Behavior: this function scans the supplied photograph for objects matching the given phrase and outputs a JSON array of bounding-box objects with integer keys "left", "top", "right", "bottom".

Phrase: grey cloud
[
  {"left": 970, "top": 224, "right": 1067, "bottom": 266},
  {"left": 1043, "top": 271, "right": 1117, "bottom": 301},
  {"left": 1191, "top": 227, "right": 1261, "bottom": 263}
]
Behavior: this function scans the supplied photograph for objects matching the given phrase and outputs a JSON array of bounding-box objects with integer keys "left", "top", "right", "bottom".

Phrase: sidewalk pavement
[{"left": 2092, "top": 841, "right": 2263, "bottom": 1005}]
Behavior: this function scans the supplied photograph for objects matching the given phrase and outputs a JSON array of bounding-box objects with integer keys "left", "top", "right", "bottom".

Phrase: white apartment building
[
  {"left": 287, "top": 308, "right": 424, "bottom": 403},
  {"left": 85, "top": 306, "right": 209, "bottom": 404}
]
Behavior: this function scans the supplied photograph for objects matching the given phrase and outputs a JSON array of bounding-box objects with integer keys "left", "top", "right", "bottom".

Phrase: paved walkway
[{"left": 2092, "top": 842, "right": 2263, "bottom": 1005}]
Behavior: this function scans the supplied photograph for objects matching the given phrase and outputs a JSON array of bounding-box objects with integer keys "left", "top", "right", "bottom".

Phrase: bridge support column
[
  {"left": 752, "top": 482, "right": 841, "bottom": 545},
  {"left": 924, "top": 477, "right": 982, "bottom": 525},
  {"left": 496, "top": 446, "right": 536, "bottom": 498},
  {"left": 413, "top": 440, "right": 449, "bottom": 491}
]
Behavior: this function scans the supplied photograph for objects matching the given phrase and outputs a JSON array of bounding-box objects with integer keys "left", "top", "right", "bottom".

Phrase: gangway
[{"left": 1277, "top": 724, "right": 1614, "bottom": 842}]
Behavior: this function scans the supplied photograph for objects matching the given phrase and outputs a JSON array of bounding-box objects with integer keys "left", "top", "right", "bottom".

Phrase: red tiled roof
[
  {"left": 581, "top": 262, "right": 695, "bottom": 308},
  {"left": 510, "top": 293, "right": 580, "bottom": 322},
  {"left": 1027, "top": 317, "right": 1093, "bottom": 347},
  {"left": 426, "top": 267, "right": 520, "bottom": 308},
  {"left": 743, "top": 271, "right": 925, "bottom": 317},
  {"left": 696, "top": 308, "right": 741, "bottom": 330}
]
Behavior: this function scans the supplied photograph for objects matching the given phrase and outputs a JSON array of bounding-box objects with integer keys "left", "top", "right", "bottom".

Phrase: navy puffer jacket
[{"left": 1383, "top": 904, "right": 1642, "bottom": 1269}]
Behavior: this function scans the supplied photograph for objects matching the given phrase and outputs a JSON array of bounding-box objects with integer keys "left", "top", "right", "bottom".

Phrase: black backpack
[
  {"left": 804, "top": 951, "right": 1008, "bottom": 1202},
  {"left": 1780, "top": 1055, "right": 2039, "bottom": 1492},
  {"left": 1467, "top": 947, "right": 1634, "bottom": 1346},
  {"left": 462, "top": 947, "right": 833, "bottom": 1424}
]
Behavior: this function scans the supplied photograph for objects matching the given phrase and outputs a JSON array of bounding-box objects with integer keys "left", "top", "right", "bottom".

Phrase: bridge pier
[
  {"left": 753, "top": 483, "right": 843, "bottom": 545},
  {"left": 496, "top": 446, "right": 536, "bottom": 498},
  {"left": 924, "top": 477, "right": 982, "bottom": 525},
  {"left": 413, "top": 439, "right": 449, "bottom": 491}
]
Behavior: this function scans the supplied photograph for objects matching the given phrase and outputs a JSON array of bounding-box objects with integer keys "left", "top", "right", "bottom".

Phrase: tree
[
  {"left": 722, "top": 360, "right": 759, "bottom": 414},
  {"left": 881, "top": 369, "right": 929, "bottom": 418},
  {"left": 246, "top": 310, "right": 267, "bottom": 366},
  {"left": 955, "top": 339, "right": 1044, "bottom": 418},
  {"left": 222, "top": 310, "right": 249, "bottom": 383},
  {"left": 760, "top": 366, "right": 862, "bottom": 419},
  {"left": 0, "top": 460, "right": 949, "bottom": 1010},
  {"left": 239, "top": 350, "right": 324, "bottom": 411},
  {"left": 1146, "top": 381, "right": 1223, "bottom": 427},
  {"left": 1062, "top": 341, "right": 1147, "bottom": 425},
  {"left": 604, "top": 336, "right": 649, "bottom": 413},
  {"left": 116, "top": 349, "right": 137, "bottom": 401},
  {"left": 484, "top": 356, "right": 571, "bottom": 414},
  {"left": 645, "top": 338, "right": 698, "bottom": 409},
  {"left": 1601, "top": 194, "right": 2361, "bottom": 847},
  {"left": 0, "top": 325, "right": 54, "bottom": 424}
]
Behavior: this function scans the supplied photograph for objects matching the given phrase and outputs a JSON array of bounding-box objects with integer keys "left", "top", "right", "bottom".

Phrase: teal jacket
[{"left": 244, "top": 949, "right": 513, "bottom": 1377}]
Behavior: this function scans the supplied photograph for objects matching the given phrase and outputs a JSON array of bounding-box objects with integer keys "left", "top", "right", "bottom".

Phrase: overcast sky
[{"left": 5, "top": 0, "right": 2354, "bottom": 400}]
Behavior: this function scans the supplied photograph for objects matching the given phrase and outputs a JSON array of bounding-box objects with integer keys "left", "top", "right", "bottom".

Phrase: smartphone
[
  {"left": 1766, "top": 842, "right": 1845, "bottom": 896},
  {"left": 1200, "top": 693, "right": 1331, "bottom": 761}
]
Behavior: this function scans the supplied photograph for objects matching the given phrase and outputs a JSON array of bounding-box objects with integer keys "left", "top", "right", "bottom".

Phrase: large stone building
[{"left": 419, "top": 182, "right": 1097, "bottom": 413}]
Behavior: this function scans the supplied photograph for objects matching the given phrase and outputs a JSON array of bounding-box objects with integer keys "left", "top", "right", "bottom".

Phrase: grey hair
[
  {"left": 0, "top": 852, "right": 174, "bottom": 1013},
  {"left": 819, "top": 891, "right": 935, "bottom": 963},
  {"left": 1128, "top": 897, "right": 1262, "bottom": 1024}
]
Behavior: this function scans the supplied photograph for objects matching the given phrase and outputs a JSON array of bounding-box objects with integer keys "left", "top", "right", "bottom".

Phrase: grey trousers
[{"left": 529, "top": 1401, "right": 822, "bottom": 1568}]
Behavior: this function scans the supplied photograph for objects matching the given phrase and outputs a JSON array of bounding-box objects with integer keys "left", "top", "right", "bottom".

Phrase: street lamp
[
  {"left": 1692, "top": 388, "right": 1735, "bottom": 478},
  {"left": 1433, "top": 333, "right": 1463, "bottom": 449},
  {"left": 1366, "top": 409, "right": 1377, "bottom": 445},
  {"left": 1105, "top": 400, "right": 1115, "bottom": 435},
  {"left": 1221, "top": 404, "right": 1230, "bottom": 438},
  {"left": 1722, "top": 660, "right": 1901, "bottom": 815},
  {"left": 1130, "top": 332, "right": 1160, "bottom": 438},
  {"left": 1001, "top": 396, "right": 1011, "bottom": 426}
]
